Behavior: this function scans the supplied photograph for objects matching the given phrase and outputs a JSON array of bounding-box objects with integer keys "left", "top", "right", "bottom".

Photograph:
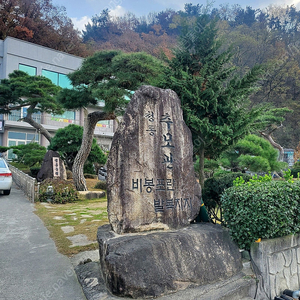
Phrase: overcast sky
[{"left": 52, "top": 0, "right": 300, "bottom": 32}]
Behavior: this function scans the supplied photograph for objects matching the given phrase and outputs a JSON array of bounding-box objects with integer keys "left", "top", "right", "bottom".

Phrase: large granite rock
[
  {"left": 97, "top": 223, "right": 243, "bottom": 298},
  {"left": 37, "top": 150, "right": 67, "bottom": 182},
  {"left": 107, "top": 86, "right": 201, "bottom": 234}
]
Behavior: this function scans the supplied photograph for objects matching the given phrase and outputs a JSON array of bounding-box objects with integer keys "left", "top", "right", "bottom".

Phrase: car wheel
[{"left": 3, "top": 190, "right": 10, "bottom": 195}]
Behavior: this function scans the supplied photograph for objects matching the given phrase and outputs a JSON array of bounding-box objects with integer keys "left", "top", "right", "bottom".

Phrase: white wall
[{"left": 0, "top": 37, "right": 83, "bottom": 79}]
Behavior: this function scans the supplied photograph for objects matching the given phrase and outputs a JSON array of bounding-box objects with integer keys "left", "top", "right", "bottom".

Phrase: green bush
[
  {"left": 202, "top": 172, "right": 251, "bottom": 223},
  {"left": 9, "top": 162, "right": 30, "bottom": 172},
  {"left": 30, "top": 166, "right": 41, "bottom": 178},
  {"left": 83, "top": 161, "right": 96, "bottom": 175},
  {"left": 38, "top": 179, "right": 78, "bottom": 204},
  {"left": 291, "top": 167, "right": 300, "bottom": 178},
  {"left": 84, "top": 173, "right": 97, "bottom": 179},
  {"left": 11, "top": 143, "right": 46, "bottom": 167},
  {"left": 66, "top": 170, "right": 73, "bottom": 179},
  {"left": 221, "top": 181, "right": 300, "bottom": 250},
  {"left": 293, "top": 161, "right": 300, "bottom": 168},
  {"left": 94, "top": 180, "right": 107, "bottom": 190}
]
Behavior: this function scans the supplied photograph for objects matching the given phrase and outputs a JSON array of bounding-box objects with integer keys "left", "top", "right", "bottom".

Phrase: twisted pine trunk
[
  {"left": 72, "top": 110, "right": 115, "bottom": 191},
  {"left": 23, "top": 115, "right": 53, "bottom": 142},
  {"left": 260, "top": 125, "right": 284, "bottom": 162},
  {"left": 23, "top": 104, "right": 52, "bottom": 142}
]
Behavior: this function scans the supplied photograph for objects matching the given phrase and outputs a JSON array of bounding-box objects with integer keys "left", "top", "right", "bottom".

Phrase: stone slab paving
[
  {"left": 67, "top": 234, "right": 95, "bottom": 247},
  {"left": 0, "top": 185, "right": 86, "bottom": 300},
  {"left": 61, "top": 226, "right": 75, "bottom": 234},
  {"left": 70, "top": 250, "right": 99, "bottom": 267}
]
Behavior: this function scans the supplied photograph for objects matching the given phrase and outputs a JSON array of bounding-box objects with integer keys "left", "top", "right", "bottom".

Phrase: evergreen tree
[
  {"left": 0, "top": 70, "right": 62, "bottom": 142},
  {"left": 160, "top": 14, "right": 269, "bottom": 187},
  {"left": 221, "top": 134, "right": 287, "bottom": 173},
  {"left": 48, "top": 124, "right": 106, "bottom": 171},
  {"left": 10, "top": 143, "right": 47, "bottom": 167},
  {"left": 58, "top": 50, "right": 164, "bottom": 190},
  {"left": 82, "top": 9, "right": 121, "bottom": 43}
]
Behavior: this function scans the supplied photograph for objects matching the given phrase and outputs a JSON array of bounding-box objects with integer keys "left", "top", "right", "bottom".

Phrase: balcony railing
[
  {"left": 8, "top": 113, "right": 41, "bottom": 123},
  {"left": 5, "top": 114, "right": 114, "bottom": 134}
]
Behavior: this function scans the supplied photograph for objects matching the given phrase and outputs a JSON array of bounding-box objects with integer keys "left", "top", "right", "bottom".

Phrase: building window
[
  {"left": 96, "top": 120, "right": 111, "bottom": 128},
  {"left": 19, "top": 64, "right": 37, "bottom": 76},
  {"left": 42, "top": 69, "right": 72, "bottom": 88},
  {"left": 8, "top": 132, "right": 26, "bottom": 140},
  {"left": 42, "top": 69, "right": 58, "bottom": 85},
  {"left": 58, "top": 73, "right": 72, "bottom": 89},
  {"left": 7, "top": 131, "right": 39, "bottom": 160},
  {"left": 8, "top": 131, "right": 39, "bottom": 142},
  {"left": 52, "top": 110, "right": 75, "bottom": 121},
  {"left": 8, "top": 107, "right": 41, "bottom": 123}
]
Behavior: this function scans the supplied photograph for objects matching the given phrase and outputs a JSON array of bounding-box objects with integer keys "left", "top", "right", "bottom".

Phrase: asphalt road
[{"left": 0, "top": 185, "right": 86, "bottom": 300}]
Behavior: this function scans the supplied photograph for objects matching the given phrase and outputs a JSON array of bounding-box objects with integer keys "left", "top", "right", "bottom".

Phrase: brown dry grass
[{"left": 85, "top": 178, "right": 100, "bottom": 191}]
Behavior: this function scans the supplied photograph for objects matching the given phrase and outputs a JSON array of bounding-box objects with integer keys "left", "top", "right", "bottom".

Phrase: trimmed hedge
[
  {"left": 291, "top": 167, "right": 300, "bottom": 178},
  {"left": 38, "top": 178, "right": 78, "bottom": 204},
  {"left": 221, "top": 180, "right": 300, "bottom": 250},
  {"left": 84, "top": 173, "right": 97, "bottom": 179},
  {"left": 202, "top": 172, "right": 251, "bottom": 223},
  {"left": 94, "top": 180, "right": 107, "bottom": 190},
  {"left": 30, "top": 166, "right": 41, "bottom": 178},
  {"left": 66, "top": 170, "right": 73, "bottom": 179}
]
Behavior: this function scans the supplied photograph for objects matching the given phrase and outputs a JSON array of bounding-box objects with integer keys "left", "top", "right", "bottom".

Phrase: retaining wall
[
  {"left": 250, "top": 233, "right": 300, "bottom": 299},
  {"left": 9, "top": 165, "right": 39, "bottom": 202}
]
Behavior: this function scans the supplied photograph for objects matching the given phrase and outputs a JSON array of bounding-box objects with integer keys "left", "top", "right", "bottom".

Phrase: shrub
[
  {"left": 84, "top": 161, "right": 96, "bottom": 175},
  {"left": 30, "top": 166, "right": 41, "bottom": 178},
  {"left": 66, "top": 170, "right": 73, "bottom": 179},
  {"left": 291, "top": 168, "right": 300, "bottom": 178},
  {"left": 84, "top": 173, "right": 97, "bottom": 179},
  {"left": 94, "top": 180, "right": 107, "bottom": 190},
  {"left": 38, "top": 178, "right": 78, "bottom": 204},
  {"left": 11, "top": 143, "right": 46, "bottom": 167},
  {"left": 202, "top": 172, "right": 251, "bottom": 223},
  {"left": 293, "top": 161, "right": 300, "bottom": 168},
  {"left": 221, "top": 180, "right": 300, "bottom": 250},
  {"left": 9, "top": 162, "right": 30, "bottom": 172}
]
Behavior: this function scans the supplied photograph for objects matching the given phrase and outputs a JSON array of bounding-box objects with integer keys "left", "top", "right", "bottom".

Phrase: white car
[{"left": 0, "top": 158, "right": 12, "bottom": 195}]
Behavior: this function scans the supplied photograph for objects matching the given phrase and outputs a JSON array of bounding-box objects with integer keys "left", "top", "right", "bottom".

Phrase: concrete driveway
[{"left": 0, "top": 185, "right": 86, "bottom": 300}]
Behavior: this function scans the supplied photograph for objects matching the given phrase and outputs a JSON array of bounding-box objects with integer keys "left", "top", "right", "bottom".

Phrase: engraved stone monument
[
  {"left": 37, "top": 150, "right": 67, "bottom": 182},
  {"left": 107, "top": 85, "right": 201, "bottom": 234},
  {"left": 97, "top": 86, "right": 243, "bottom": 298}
]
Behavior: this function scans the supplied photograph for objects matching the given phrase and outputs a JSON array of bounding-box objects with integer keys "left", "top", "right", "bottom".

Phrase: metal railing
[
  {"left": 8, "top": 113, "right": 41, "bottom": 123},
  {"left": 9, "top": 165, "right": 39, "bottom": 203},
  {"left": 5, "top": 114, "right": 114, "bottom": 134}
]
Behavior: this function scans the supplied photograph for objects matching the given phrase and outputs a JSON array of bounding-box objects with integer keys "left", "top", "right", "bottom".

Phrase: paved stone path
[{"left": 0, "top": 185, "right": 86, "bottom": 300}]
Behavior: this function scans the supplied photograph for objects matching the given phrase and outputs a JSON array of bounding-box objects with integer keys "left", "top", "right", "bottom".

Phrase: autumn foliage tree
[{"left": 0, "top": 0, "right": 89, "bottom": 56}]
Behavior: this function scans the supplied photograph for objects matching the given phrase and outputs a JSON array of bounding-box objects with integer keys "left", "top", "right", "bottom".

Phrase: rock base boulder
[
  {"left": 37, "top": 150, "right": 67, "bottom": 182},
  {"left": 97, "top": 223, "right": 242, "bottom": 298}
]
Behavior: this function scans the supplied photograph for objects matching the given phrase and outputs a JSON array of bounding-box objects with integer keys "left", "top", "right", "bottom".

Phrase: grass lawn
[{"left": 34, "top": 179, "right": 109, "bottom": 257}]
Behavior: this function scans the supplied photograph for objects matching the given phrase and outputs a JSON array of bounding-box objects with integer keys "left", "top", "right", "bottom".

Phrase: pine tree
[
  {"left": 160, "top": 15, "right": 268, "bottom": 187},
  {"left": 0, "top": 70, "right": 62, "bottom": 142},
  {"left": 58, "top": 50, "right": 164, "bottom": 191}
]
